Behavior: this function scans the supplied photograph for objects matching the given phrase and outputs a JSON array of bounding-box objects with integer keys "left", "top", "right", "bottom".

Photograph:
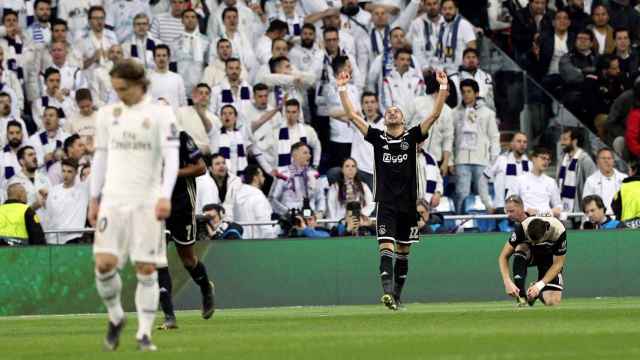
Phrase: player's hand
[
  {"left": 439, "top": 162, "right": 449, "bottom": 176},
  {"left": 155, "top": 198, "right": 172, "bottom": 220},
  {"left": 336, "top": 71, "right": 350, "bottom": 87},
  {"left": 430, "top": 193, "right": 441, "bottom": 209},
  {"left": 435, "top": 70, "right": 448, "bottom": 85},
  {"left": 527, "top": 283, "right": 541, "bottom": 300},
  {"left": 88, "top": 198, "right": 99, "bottom": 227},
  {"left": 504, "top": 280, "right": 519, "bottom": 297}
]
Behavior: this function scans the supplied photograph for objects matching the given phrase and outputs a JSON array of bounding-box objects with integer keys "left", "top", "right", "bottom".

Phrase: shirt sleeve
[
  {"left": 508, "top": 223, "right": 525, "bottom": 248},
  {"left": 364, "top": 126, "right": 383, "bottom": 145},
  {"left": 409, "top": 125, "right": 429, "bottom": 144},
  {"left": 182, "top": 132, "right": 203, "bottom": 165},
  {"left": 552, "top": 232, "right": 567, "bottom": 256},
  {"left": 25, "top": 207, "right": 46, "bottom": 245}
]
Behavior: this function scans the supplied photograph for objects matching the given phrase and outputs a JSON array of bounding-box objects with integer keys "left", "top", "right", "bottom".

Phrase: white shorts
[{"left": 93, "top": 204, "right": 167, "bottom": 268}]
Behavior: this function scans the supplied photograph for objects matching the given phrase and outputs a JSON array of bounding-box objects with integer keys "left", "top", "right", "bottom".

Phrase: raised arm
[
  {"left": 420, "top": 70, "right": 450, "bottom": 137},
  {"left": 336, "top": 72, "right": 369, "bottom": 136}
]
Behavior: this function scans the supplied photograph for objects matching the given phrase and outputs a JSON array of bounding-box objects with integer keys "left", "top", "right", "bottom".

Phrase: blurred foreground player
[
  {"left": 337, "top": 70, "right": 449, "bottom": 310},
  {"left": 89, "top": 59, "right": 179, "bottom": 351}
]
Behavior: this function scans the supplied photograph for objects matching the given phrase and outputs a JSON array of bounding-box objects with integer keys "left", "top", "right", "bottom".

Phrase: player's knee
[
  {"left": 396, "top": 244, "right": 410, "bottom": 254},
  {"left": 543, "top": 294, "right": 562, "bottom": 306},
  {"left": 514, "top": 243, "right": 530, "bottom": 253},
  {"left": 94, "top": 254, "right": 117, "bottom": 273},
  {"left": 181, "top": 254, "right": 198, "bottom": 268},
  {"left": 378, "top": 242, "right": 394, "bottom": 252},
  {"left": 135, "top": 262, "right": 157, "bottom": 275}
]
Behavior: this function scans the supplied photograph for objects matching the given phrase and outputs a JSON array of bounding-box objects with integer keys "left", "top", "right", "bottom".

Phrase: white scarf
[
  {"left": 277, "top": 122, "right": 307, "bottom": 169},
  {"left": 183, "top": 31, "right": 205, "bottom": 63},
  {"left": 417, "top": 150, "right": 440, "bottom": 203},
  {"left": 218, "top": 127, "right": 247, "bottom": 176},
  {"left": 558, "top": 148, "right": 582, "bottom": 211},
  {"left": 504, "top": 152, "right": 530, "bottom": 197}
]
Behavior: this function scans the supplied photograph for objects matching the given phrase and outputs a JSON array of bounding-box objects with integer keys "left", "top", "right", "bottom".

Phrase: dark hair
[
  {"left": 243, "top": 164, "right": 262, "bottom": 184},
  {"left": 253, "top": 83, "right": 269, "bottom": 93},
  {"left": 562, "top": 126, "right": 583, "bottom": 145},
  {"left": 51, "top": 18, "right": 68, "bottom": 30},
  {"left": 34, "top": 0, "right": 51, "bottom": 10},
  {"left": 462, "top": 47, "right": 479, "bottom": 58},
  {"left": 17, "top": 145, "right": 34, "bottom": 161},
  {"left": 302, "top": 23, "right": 316, "bottom": 33},
  {"left": 61, "top": 158, "right": 79, "bottom": 170},
  {"left": 337, "top": 158, "right": 366, "bottom": 205},
  {"left": 390, "top": 26, "right": 404, "bottom": 37},
  {"left": 44, "top": 67, "right": 61, "bottom": 81},
  {"left": 323, "top": 26, "right": 339, "bottom": 38},
  {"left": 290, "top": 141, "right": 309, "bottom": 154},
  {"left": 423, "top": 71, "right": 439, "bottom": 95},
  {"left": 271, "top": 38, "right": 288, "bottom": 51},
  {"left": 441, "top": 0, "right": 457, "bottom": 7},
  {"left": 459, "top": 78, "right": 480, "bottom": 94},
  {"left": 582, "top": 194, "right": 605, "bottom": 212},
  {"left": 195, "top": 83, "right": 211, "bottom": 92},
  {"left": 2, "top": 10, "right": 18, "bottom": 23},
  {"left": 592, "top": 4, "right": 609, "bottom": 15},
  {"left": 613, "top": 27, "right": 629, "bottom": 39},
  {"left": 63, "top": 134, "right": 81, "bottom": 155},
  {"left": 596, "top": 147, "right": 614, "bottom": 158},
  {"left": 267, "top": 19, "right": 288, "bottom": 33},
  {"left": 88, "top": 5, "right": 105, "bottom": 19},
  {"left": 209, "top": 153, "right": 225, "bottom": 164},
  {"left": 269, "top": 56, "right": 289, "bottom": 73},
  {"left": 393, "top": 47, "right": 412, "bottom": 59},
  {"left": 361, "top": 91, "right": 378, "bottom": 102},
  {"left": 531, "top": 146, "right": 552, "bottom": 158},
  {"left": 202, "top": 203, "right": 225, "bottom": 214},
  {"left": 75, "top": 88, "right": 93, "bottom": 103},
  {"left": 0, "top": 91, "right": 10, "bottom": 100},
  {"left": 222, "top": 6, "right": 238, "bottom": 21},
  {"left": 554, "top": 9, "right": 569, "bottom": 18},
  {"left": 225, "top": 57, "right": 241, "bottom": 67},
  {"left": 596, "top": 54, "right": 618, "bottom": 74},
  {"left": 43, "top": 106, "right": 59, "bottom": 116},
  {"left": 331, "top": 55, "right": 349, "bottom": 74},
  {"left": 220, "top": 104, "right": 238, "bottom": 116},
  {"left": 6, "top": 120, "right": 22, "bottom": 132},
  {"left": 217, "top": 38, "right": 231, "bottom": 48},
  {"left": 526, "top": 218, "right": 549, "bottom": 242},
  {"left": 109, "top": 59, "right": 150, "bottom": 92},
  {"left": 577, "top": 29, "right": 595, "bottom": 42},
  {"left": 285, "top": 98, "right": 300, "bottom": 109},
  {"left": 153, "top": 44, "right": 171, "bottom": 57},
  {"left": 510, "top": 131, "right": 527, "bottom": 142},
  {"left": 181, "top": 8, "right": 198, "bottom": 18},
  {"left": 628, "top": 159, "right": 639, "bottom": 174}
]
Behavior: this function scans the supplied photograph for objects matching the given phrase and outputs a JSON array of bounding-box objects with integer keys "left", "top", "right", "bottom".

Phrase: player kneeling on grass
[
  {"left": 498, "top": 214, "right": 567, "bottom": 307},
  {"left": 89, "top": 59, "right": 179, "bottom": 351}
]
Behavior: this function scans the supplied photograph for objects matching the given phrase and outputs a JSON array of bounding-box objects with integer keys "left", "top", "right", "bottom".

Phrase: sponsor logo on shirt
[{"left": 382, "top": 153, "right": 408, "bottom": 164}]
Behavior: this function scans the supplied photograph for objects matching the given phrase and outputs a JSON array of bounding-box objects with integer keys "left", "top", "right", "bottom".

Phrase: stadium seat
[
  {"left": 462, "top": 195, "right": 496, "bottom": 233},
  {"left": 433, "top": 196, "right": 456, "bottom": 232}
]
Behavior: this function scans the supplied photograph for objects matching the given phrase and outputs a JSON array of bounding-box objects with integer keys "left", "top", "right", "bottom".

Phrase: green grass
[{"left": 2, "top": 298, "right": 640, "bottom": 359}]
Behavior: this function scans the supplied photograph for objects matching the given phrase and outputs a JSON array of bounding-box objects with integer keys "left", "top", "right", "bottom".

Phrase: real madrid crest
[
  {"left": 113, "top": 107, "right": 122, "bottom": 117},
  {"left": 401, "top": 141, "right": 409, "bottom": 151},
  {"left": 142, "top": 118, "right": 150, "bottom": 129}
]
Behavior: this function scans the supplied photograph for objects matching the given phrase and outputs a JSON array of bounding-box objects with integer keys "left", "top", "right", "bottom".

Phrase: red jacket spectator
[{"left": 626, "top": 108, "right": 640, "bottom": 157}]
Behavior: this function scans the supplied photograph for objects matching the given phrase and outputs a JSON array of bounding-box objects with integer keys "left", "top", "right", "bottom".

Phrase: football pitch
[{"left": 2, "top": 298, "right": 640, "bottom": 360}]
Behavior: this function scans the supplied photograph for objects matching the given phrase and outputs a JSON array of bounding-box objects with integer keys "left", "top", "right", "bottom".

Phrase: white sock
[
  {"left": 95, "top": 269, "right": 124, "bottom": 324},
  {"left": 135, "top": 271, "right": 159, "bottom": 340}
]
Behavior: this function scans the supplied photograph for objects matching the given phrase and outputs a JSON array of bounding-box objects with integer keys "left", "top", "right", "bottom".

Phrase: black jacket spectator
[
  {"left": 608, "top": 0, "right": 640, "bottom": 44},
  {"left": 583, "top": 55, "right": 632, "bottom": 120},
  {"left": 526, "top": 31, "right": 576, "bottom": 81},
  {"left": 606, "top": 85, "right": 635, "bottom": 145},
  {"left": 511, "top": 4, "right": 555, "bottom": 60},
  {"left": 565, "top": 3, "right": 592, "bottom": 34}
]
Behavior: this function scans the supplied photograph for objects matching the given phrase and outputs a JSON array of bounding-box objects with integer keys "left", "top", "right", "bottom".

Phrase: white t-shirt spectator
[
  {"left": 582, "top": 169, "right": 628, "bottom": 214},
  {"left": 508, "top": 172, "right": 562, "bottom": 215},
  {"left": 149, "top": 69, "right": 188, "bottom": 112},
  {"left": 234, "top": 183, "right": 276, "bottom": 239},
  {"left": 45, "top": 181, "right": 89, "bottom": 244}
]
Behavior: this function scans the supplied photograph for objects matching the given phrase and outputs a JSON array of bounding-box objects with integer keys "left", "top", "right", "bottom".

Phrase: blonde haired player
[
  {"left": 89, "top": 59, "right": 179, "bottom": 351},
  {"left": 336, "top": 69, "right": 449, "bottom": 310}
]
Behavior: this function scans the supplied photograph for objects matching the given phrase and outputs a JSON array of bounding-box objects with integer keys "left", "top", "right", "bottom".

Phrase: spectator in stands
[
  {"left": 212, "top": 105, "right": 250, "bottom": 176},
  {"left": 56, "top": 0, "right": 90, "bottom": 42},
  {"left": 0, "top": 183, "right": 45, "bottom": 246},
  {"left": 565, "top": 0, "right": 590, "bottom": 34},
  {"left": 510, "top": 0, "right": 554, "bottom": 63},
  {"left": 210, "top": 58, "right": 253, "bottom": 120},
  {"left": 327, "top": 158, "right": 374, "bottom": 221},
  {"left": 199, "top": 203, "right": 244, "bottom": 240},
  {"left": 234, "top": 165, "right": 276, "bottom": 239},
  {"left": 261, "top": 55, "right": 315, "bottom": 115},
  {"left": 44, "top": 158, "right": 89, "bottom": 244},
  {"left": 608, "top": 77, "right": 638, "bottom": 154},
  {"left": 64, "top": 89, "right": 97, "bottom": 146},
  {"left": 587, "top": 4, "right": 615, "bottom": 55},
  {"left": 31, "top": 67, "right": 76, "bottom": 130},
  {"left": 211, "top": 7, "right": 258, "bottom": 75},
  {"left": 584, "top": 55, "right": 631, "bottom": 136},
  {"left": 255, "top": 20, "right": 289, "bottom": 66},
  {"left": 416, "top": 199, "right": 446, "bottom": 234},
  {"left": 408, "top": 0, "right": 445, "bottom": 71},
  {"left": 276, "top": 99, "right": 321, "bottom": 170},
  {"left": 46, "top": 41, "right": 87, "bottom": 101},
  {"left": 1, "top": 121, "right": 24, "bottom": 182},
  {"left": 80, "top": 6, "right": 119, "bottom": 78},
  {"left": 450, "top": 48, "right": 495, "bottom": 110},
  {"left": 28, "top": 107, "right": 69, "bottom": 170},
  {"left": 209, "top": 0, "right": 265, "bottom": 47},
  {"left": 560, "top": 30, "right": 597, "bottom": 121},
  {"left": 122, "top": 13, "right": 159, "bottom": 70},
  {"left": 270, "top": 142, "right": 326, "bottom": 218},
  {"left": 149, "top": 45, "right": 188, "bottom": 111},
  {"left": 381, "top": 47, "right": 425, "bottom": 113},
  {"left": 196, "top": 153, "right": 243, "bottom": 219},
  {"left": 611, "top": 28, "right": 638, "bottom": 79},
  {"left": 437, "top": 0, "right": 477, "bottom": 74},
  {"left": 268, "top": 0, "right": 305, "bottom": 43},
  {"left": 503, "top": 194, "right": 530, "bottom": 224},
  {"left": 346, "top": 92, "right": 384, "bottom": 189},
  {"left": 581, "top": 194, "right": 625, "bottom": 229},
  {"left": 0, "top": 11, "right": 30, "bottom": 102},
  {"left": 289, "top": 208, "right": 330, "bottom": 238},
  {"left": 47, "top": 19, "right": 83, "bottom": 68},
  {"left": 8, "top": 146, "right": 51, "bottom": 224},
  {"left": 526, "top": 9, "right": 574, "bottom": 92},
  {"left": 241, "top": 83, "right": 281, "bottom": 177},
  {"left": 612, "top": 159, "right": 640, "bottom": 228},
  {"left": 25, "top": 0, "right": 51, "bottom": 45},
  {"left": 409, "top": 73, "right": 454, "bottom": 176},
  {"left": 47, "top": 134, "right": 87, "bottom": 186},
  {"left": 0, "top": 93, "right": 26, "bottom": 148},
  {"left": 104, "top": 0, "right": 151, "bottom": 44},
  {"left": 287, "top": 25, "right": 324, "bottom": 99},
  {"left": 320, "top": 12, "right": 359, "bottom": 70},
  {"left": 481, "top": 132, "right": 531, "bottom": 213},
  {"left": 625, "top": 97, "right": 640, "bottom": 159},
  {"left": 91, "top": 44, "right": 123, "bottom": 106},
  {"left": 582, "top": 148, "right": 627, "bottom": 214},
  {"left": 150, "top": 0, "right": 187, "bottom": 46},
  {"left": 0, "top": 51, "right": 24, "bottom": 116},
  {"left": 608, "top": 0, "right": 640, "bottom": 44},
  {"left": 417, "top": 147, "right": 443, "bottom": 208},
  {"left": 173, "top": 9, "right": 210, "bottom": 95},
  {"left": 176, "top": 83, "right": 220, "bottom": 155},
  {"left": 452, "top": 78, "right": 500, "bottom": 213},
  {"left": 202, "top": 39, "right": 248, "bottom": 87},
  {"left": 508, "top": 147, "right": 562, "bottom": 218},
  {"left": 367, "top": 27, "right": 411, "bottom": 94},
  {"left": 556, "top": 127, "right": 597, "bottom": 214}
]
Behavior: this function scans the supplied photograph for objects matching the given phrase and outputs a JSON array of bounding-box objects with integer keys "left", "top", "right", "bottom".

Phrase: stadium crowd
[{"left": 0, "top": 0, "right": 639, "bottom": 244}]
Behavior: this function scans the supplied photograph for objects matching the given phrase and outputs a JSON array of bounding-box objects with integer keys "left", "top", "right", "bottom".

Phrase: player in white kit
[{"left": 89, "top": 59, "right": 179, "bottom": 352}]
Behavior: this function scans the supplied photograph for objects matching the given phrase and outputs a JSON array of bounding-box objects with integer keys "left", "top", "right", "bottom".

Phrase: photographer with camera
[
  {"left": 197, "top": 203, "right": 244, "bottom": 241},
  {"left": 289, "top": 207, "right": 330, "bottom": 238},
  {"left": 334, "top": 201, "right": 377, "bottom": 237}
]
